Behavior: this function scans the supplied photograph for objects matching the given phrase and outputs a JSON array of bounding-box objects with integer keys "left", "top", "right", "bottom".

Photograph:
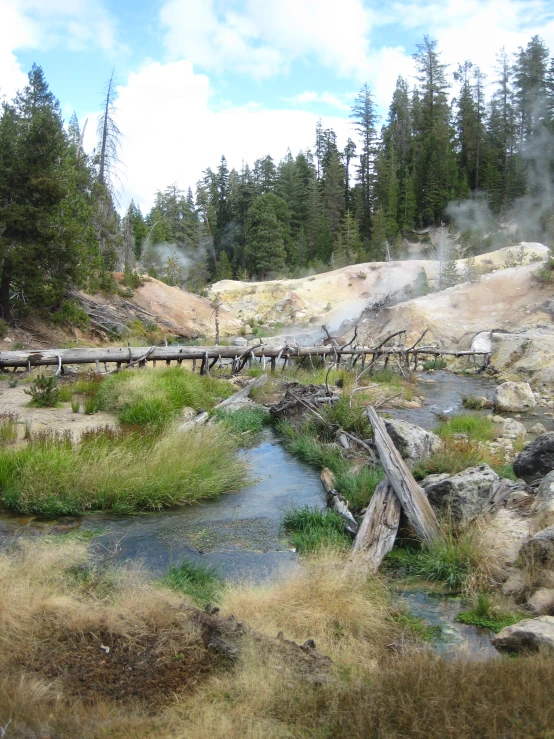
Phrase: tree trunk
[
  {"left": 0, "top": 262, "right": 12, "bottom": 321},
  {"left": 348, "top": 478, "right": 401, "bottom": 573},
  {"left": 367, "top": 406, "right": 442, "bottom": 543}
]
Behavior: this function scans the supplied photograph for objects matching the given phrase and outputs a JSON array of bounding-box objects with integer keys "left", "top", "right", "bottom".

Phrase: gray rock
[
  {"left": 536, "top": 570, "right": 554, "bottom": 589},
  {"left": 520, "top": 525, "right": 554, "bottom": 566},
  {"left": 528, "top": 588, "right": 554, "bottom": 616},
  {"left": 513, "top": 433, "right": 554, "bottom": 482},
  {"left": 424, "top": 464, "right": 500, "bottom": 525},
  {"left": 533, "top": 471, "right": 554, "bottom": 515},
  {"left": 494, "top": 381, "right": 536, "bottom": 413},
  {"left": 502, "top": 569, "right": 527, "bottom": 597},
  {"left": 541, "top": 298, "right": 554, "bottom": 316},
  {"left": 420, "top": 473, "right": 451, "bottom": 489},
  {"left": 231, "top": 337, "right": 248, "bottom": 347},
  {"left": 383, "top": 418, "right": 442, "bottom": 465},
  {"left": 492, "top": 616, "right": 554, "bottom": 652},
  {"left": 530, "top": 422, "right": 547, "bottom": 435}
]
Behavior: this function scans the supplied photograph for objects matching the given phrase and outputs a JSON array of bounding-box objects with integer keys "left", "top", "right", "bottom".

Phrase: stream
[{"left": 1, "top": 369, "right": 551, "bottom": 657}]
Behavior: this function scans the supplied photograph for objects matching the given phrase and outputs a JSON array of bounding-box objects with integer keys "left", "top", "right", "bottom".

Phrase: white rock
[
  {"left": 530, "top": 423, "right": 547, "bottom": 435},
  {"left": 528, "top": 588, "right": 554, "bottom": 616},
  {"left": 494, "top": 381, "right": 536, "bottom": 413}
]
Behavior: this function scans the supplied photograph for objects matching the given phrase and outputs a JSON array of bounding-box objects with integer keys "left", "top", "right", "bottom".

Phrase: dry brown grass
[{"left": 3, "top": 542, "right": 554, "bottom": 739}]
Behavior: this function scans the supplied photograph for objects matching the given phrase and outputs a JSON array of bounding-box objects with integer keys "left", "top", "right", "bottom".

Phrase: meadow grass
[
  {"left": 436, "top": 413, "right": 496, "bottom": 442},
  {"left": 0, "top": 425, "right": 248, "bottom": 515},
  {"left": 98, "top": 366, "right": 233, "bottom": 429},
  {"left": 163, "top": 560, "right": 222, "bottom": 606},
  {"left": 0, "top": 412, "right": 19, "bottom": 444},
  {"left": 282, "top": 506, "right": 351, "bottom": 552}
]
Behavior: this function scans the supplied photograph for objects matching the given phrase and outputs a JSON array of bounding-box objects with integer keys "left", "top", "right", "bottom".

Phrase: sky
[{"left": 1, "top": 0, "right": 554, "bottom": 213}]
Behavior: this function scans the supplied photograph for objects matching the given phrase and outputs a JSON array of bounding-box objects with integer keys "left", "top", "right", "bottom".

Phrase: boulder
[
  {"left": 541, "top": 298, "right": 554, "bottom": 316},
  {"left": 232, "top": 336, "right": 248, "bottom": 347},
  {"left": 528, "top": 588, "right": 554, "bottom": 616},
  {"left": 536, "top": 570, "right": 554, "bottom": 589},
  {"left": 519, "top": 525, "right": 554, "bottom": 566},
  {"left": 424, "top": 464, "right": 500, "bottom": 525},
  {"left": 420, "top": 473, "right": 451, "bottom": 489},
  {"left": 502, "top": 569, "right": 527, "bottom": 597},
  {"left": 513, "top": 433, "right": 554, "bottom": 482},
  {"left": 530, "top": 422, "right": 547, "bottom": 435},
  {"left": 494, "top": 381, "right": 536, "bottom": 413},
  {"left": 492, "top": 616, "right": 554, "bottom": 652},
  {"left": 383, "top": 418, "right": 442, "bottom": 465},
  {"left": 532, "top": 471, "right": 554, "bottom": 515}
]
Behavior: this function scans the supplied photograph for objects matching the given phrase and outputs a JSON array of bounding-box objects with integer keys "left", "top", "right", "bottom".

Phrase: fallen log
[
  {"left": 178, "top": 411, "right": 209, "bottom": 433},
  {"left": 366, "top": 406, "right": 442, "bottom": 544},
  {"left": 320, "top": 468, "right": 358, "bottom": 537},
  {"left": 348, "top": 479, "right": 401, "bottom": 573},
  {"left": 216, "top": 373, "right": 268, "bottom": 408}
]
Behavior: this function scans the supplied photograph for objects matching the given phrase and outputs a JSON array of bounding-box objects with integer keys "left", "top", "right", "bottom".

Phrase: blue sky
[{"left": 2, "top": 0, "right": 554, "bottom": 212}]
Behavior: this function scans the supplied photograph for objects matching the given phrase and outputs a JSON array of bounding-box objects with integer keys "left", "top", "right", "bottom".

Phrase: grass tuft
[
  {"left": 414, "top": 437, "right": 502, "bottom": 479},
  {"left": 0, "top": 412, "right": 19, "bottom": 444},
  {"left": 163, "top": 560, "right": 222, "bottom": 606},
  {"left": 456, "top": 593, "right": 524, "bottom": 633},
  {"left": 282, "top": 506, "right": 351, "bottom": 553},
  {"left": 213, "top": 407, "right": 269, "bottom": 436}
]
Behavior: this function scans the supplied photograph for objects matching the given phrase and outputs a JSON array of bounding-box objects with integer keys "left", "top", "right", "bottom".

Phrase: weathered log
[
  {"left": 348, "top": 479, "right": 401, "bottom": 573},
  {"left": 320, "top": 468, "right": 358, "bottom": 536},
  {"left": 366, "top": 406, "right": 442, "bottom": 543},
  {"left": 216, "top": 374, "right": 268, "bottom": 408},
  {"left": 0, "top": 344, "right": 491, "bottom": 369},
  {"left": 178, "top": 411, "right": 209, "bottom": 433}
]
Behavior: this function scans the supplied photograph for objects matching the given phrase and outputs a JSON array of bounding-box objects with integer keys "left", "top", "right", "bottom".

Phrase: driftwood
[
  {"left": 348, "top": 479, "right": 401, "bottom": 573},
  {"left": 367, "top": 406, "right": 442, "bottom": 543},
  {"left": 320, "top": 468, "right": 358, "bottom": 536},
  {"left": 217, "top": 374, "right": 268, "bottom": 408},
  {"left": 178, "top": 411, "right": 209, "bottom": 433}
]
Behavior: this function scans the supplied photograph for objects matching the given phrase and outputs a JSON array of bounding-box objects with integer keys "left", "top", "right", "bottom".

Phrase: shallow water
[
  {"left": 398, "top": 588, "right": 498, "bottom": 659},
  {"left": 0, "top": 429, "right": 326, "bottom": 583}
]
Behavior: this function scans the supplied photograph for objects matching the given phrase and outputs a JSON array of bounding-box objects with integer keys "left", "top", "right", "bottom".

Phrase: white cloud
[
  {"left": 0, "top": 0, "right": 118, "bottom": 100},
  {"left": 83, "top": 60, "right": 353, "bottom": 212},
  {"left": 285, "top": 91, "right": 355, "bottom": 111}
]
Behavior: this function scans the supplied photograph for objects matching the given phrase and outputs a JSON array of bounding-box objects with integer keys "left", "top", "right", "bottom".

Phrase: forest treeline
[{"left": 1, "top": 35, "right": 554, "bottom": 320}]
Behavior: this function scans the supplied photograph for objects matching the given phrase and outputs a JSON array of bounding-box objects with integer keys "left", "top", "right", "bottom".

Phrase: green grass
[
  {"left": 462, "top": 396, "right": 487, "bottom": 410},
  {"left": 213, "top": 407, "right": 269, "bottom": 436},
  {"left": 334, "top": 467, "right": 384, "bottom": 512},
  {"left": 163, "top": 560, "right": 222, "bottom": 606},
  {"left": 71, "top": 397, "right": 80, "bottom": 414},
  {"left": 58, "top": 385, "right": 73, "bottom": 402},
  {"left": 98, "top": 367, "right": 234, "bottom": 430},
  {"left": 392, "top": 610, "right": 442, "bottom": 642},
  {"left": 413, "top": 438, "right": 500, "bottom": 479},
  {"left": 282, "top": 506, "right": 351, "bottom": 553},
  {"left": 456, "top": 594, "right": 524, "bottom": 633},
  {"left": 83, "top": 395, "right": 98, "bottom": 414},
  {"left": 423, "top": 358, "right": 447, "bottom": 371},
  {"left": 321, "top": 396, "right": 371, "bottom": 437},
  {"left": 0, "top": 425, "right": 248, "bottom": 515},
  {"left": 435, "top": 414, "right": 496, "bottom": 442},
  {"left": 385, "top": 529, "right": 486, "bottom": 591}
]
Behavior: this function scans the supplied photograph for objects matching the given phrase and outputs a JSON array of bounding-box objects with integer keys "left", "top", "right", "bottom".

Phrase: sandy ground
[{"left": 0, "top": 381, "right": 118, "bottom": 441}]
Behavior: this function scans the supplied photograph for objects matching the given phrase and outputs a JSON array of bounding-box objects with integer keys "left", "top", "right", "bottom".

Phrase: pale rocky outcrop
[
  {"left": 492, "top": 616, "right": 554, "bottom": 652},
  {"left": 532, "top": 471, "right": 554, "bottom": 516},
  {"left": 423, "top": 464, "right": 500, "bottom": 525},
  {"left": 500, "top": 417, "right": 527, "bottom": 439},
  {"left": 383, "top": 418, "right": 442, "bottom": 466},
  {"left": 494, "top": 381, "right": 536, "bottom": 413},
  {"left": 513, "top": 433, "right": 554, "bottom": 482}
]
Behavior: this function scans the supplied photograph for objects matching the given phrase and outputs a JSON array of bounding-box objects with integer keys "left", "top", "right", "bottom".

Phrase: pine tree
[
  {"left": 369, "top": 207, "right": 389, "bottom": 260},
  {"left": 215, "top": 251, "right": 233, "bottom": 280},
  {"left": 351, "top": 84, "right": 378, "bottom": 238},
  {"left": 244, "top": 194, "right": 288, "bottom": 278},
  {"left": 339, "top": 211, "right": 364, "bottom": 265}
]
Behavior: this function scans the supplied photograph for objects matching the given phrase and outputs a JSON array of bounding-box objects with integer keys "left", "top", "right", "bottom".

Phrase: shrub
[
  {"left": 163, "top": 561, "right": 222, "bottom": 606},
  {"left": 24, "top": 375, "right": 60, "bottom": 407},
  {"left": 423, "top": 357, "right": 447, "bottom": 371},
  {"left": 50, "top": 299, "right": 89, "bottom": 329},
  {"left": 282, "top": 506, "right": 351, "bottom": 553}
]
